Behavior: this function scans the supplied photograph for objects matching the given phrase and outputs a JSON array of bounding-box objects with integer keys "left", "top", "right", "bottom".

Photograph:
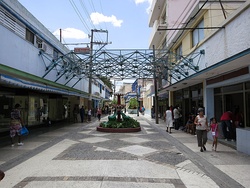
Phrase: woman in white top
[
  {"left": 165, "top": 106, "right": 173, "bottom": 133},
  {"left": 194, "top": 108, "right": 209, "bottom": 152}
]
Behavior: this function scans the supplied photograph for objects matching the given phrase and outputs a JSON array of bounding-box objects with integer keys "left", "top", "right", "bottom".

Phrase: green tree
[
  {"left": 128, "top": 98, "right": 138, "bottom": 109},
  {"left": 112, "top": 99, "right": 117, "bottom": 104},
  {"left": 99, "top": 76, "right": 113, "bottom": 90}
]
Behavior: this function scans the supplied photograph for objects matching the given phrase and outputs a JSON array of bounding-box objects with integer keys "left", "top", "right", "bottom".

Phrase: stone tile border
[{"left": 13, "top": 176, "right": 186, "bottom": 188}]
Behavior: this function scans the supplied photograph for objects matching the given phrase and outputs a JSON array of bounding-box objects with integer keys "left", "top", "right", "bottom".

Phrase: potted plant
[{"left": 127, "top": 98, "right": 138, "bottom": 114}]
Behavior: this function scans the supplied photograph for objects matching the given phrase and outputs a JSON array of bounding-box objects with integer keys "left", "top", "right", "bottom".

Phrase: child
[{"left": 210, "top": 117, "right": 219, "bottom": 151}]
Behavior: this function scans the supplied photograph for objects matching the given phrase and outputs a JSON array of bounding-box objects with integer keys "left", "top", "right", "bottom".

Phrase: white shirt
[
  {"left": 196, "top": 115, "right": 207, "bottom": 130},
  {"left": 173, "top": 108, "right": 180, "bottom": 119}
]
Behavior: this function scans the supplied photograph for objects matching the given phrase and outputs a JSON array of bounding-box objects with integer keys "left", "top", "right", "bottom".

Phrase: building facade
[
  {"left": 149, "top": 0, "right": 250, "bottom": 154},
  {"left": 0, "top": 0, "right": 111, "bottom": 132}
]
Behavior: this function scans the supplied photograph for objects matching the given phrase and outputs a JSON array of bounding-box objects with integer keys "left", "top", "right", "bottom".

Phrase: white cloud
[
  {"left": 134, "top": 0, "right": 152, "bottom": 14},
  {"left": 53, "top": 28, "right": 88, "bottom": 39},
  {"left": 90, "top": 12, "right": 123, "bottom": 27},
  {"left": 134, "top": 0, "right": 147, "bottom": 5}
]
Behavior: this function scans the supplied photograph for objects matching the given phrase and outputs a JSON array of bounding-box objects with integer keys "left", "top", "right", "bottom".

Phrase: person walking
[
  {"left": 210, "top": 117, "right": 219, "bottom": 151},
  {"left": 194, "top": 108, "right": 209, "bottom": 152},
  {"left": 73, "top": 106, "right": 78, "bottom": 123},
  {"left": 97, "top": 107, "right": 102, "bottom": 121},
  {"left": 220, "top": 110, "right": 233, "bottom": 141},
  {"left": 80, "top": 106, "right": 85, "bottom": 123},
  {"left": 10, "top": 103, "right": 24, "bottom": 146},
  {"left": 88, "top": 109, "right": 91, "bottom": 122},
  {"left": 165, "top": 106, "right": 173, "bottom": 133}
]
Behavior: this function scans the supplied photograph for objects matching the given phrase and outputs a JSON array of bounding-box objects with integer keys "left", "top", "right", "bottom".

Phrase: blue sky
[{"left": 18, "top": 0, "right": 152, "bottom": 50}]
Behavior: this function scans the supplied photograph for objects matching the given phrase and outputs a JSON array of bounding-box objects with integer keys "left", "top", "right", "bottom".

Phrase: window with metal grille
[{"left": 0, "top": 5, "right": 25, "bottom": 38}]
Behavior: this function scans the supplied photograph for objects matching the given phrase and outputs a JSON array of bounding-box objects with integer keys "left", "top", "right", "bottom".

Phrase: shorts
[{"left": 10, "top": 124, "right": 22, "bottom": 138}]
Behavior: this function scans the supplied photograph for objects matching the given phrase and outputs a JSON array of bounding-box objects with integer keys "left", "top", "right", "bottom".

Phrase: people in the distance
[
  {"left": 88, "top": 109, "right": 91, "bottom": 122},
  {"left": 173, "top": 105, "right": 181, "bottom": 130},
  {"left": 80, "top": 106, "right": 85, "bottom": 123},
  {"left": 97, "top": 107, "right": 102, "bottom": 121},
  {"left": 210, "top": 117, "right": 219, "bottom": 151},
  {"left": 10, "top": 103, "right": 24, "bottom": 146},
  {"left": 194, "top": 108, "right": 208, "bottom": 152},
  {"left": 165, "top": 106, "right": 173, "bottom": 133},
  {"left": 73, "top": 106, "right": 78, "bottom": 123}
]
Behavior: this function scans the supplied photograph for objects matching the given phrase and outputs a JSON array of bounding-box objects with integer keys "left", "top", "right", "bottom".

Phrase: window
[
  {"left": 192, "top": 19, "right": 204, "bottom": 46},
  {"left": 176, "top": 43, "right": 182, "bottom": 60},
  {"left": 26, "top": 28, "right": 34, "bottom": 44},
  {"left": 0, "top": 5, "right": 25, "bottom": 38}
]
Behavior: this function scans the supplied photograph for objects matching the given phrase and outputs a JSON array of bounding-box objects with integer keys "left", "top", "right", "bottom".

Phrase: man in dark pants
[
  {"left": 173, "top": 106, "right": 181, "bottom": 130},
  {"left": 80, "top": 106, "right": 85, "bottom": 123},
  {"left": 220, "top": 110, "right": 233, "bottom": 141}
]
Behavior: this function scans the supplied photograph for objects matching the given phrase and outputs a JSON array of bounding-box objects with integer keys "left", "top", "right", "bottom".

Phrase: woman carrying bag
[{"left": 10, "top": 103, "right": 24, "bottom": 146}]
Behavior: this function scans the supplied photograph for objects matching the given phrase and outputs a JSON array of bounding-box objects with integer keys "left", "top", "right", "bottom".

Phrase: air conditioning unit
[{"left": 38, "top": 42, "right": 47, "bottom": 52}]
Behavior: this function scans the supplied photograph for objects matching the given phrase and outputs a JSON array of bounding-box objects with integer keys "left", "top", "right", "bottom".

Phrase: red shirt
[{"left": 220, "top": 111, "right": 232, "bottom": 121}]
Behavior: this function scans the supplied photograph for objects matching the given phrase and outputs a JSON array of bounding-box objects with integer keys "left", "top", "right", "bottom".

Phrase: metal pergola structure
[
  {"left": 39, "top": 48, "right": 205, "bottom": 123},
  {"left": 40, "top": 48, "right": 204, "bottom": 83}
]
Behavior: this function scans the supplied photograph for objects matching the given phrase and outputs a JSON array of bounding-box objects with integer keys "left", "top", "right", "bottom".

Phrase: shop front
[{"left": 172, "top": 83, "right": 203, "bottom": 127}]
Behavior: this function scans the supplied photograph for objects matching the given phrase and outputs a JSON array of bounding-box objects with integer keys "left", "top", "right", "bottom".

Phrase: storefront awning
[
  {"left": 159, "top": 49, "right": 250, "bottom": 92},
  {"left": 0, "top": 74, "right": 87, "bottom": 97}
]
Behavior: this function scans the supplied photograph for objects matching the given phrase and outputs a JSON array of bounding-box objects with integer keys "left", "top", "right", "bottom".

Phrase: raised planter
[
  {"left": 127, "top": 109, "right": 137, "bottom": 114},
  {"left": 96, "top": 126, "right": 141, "bottom": 133}
]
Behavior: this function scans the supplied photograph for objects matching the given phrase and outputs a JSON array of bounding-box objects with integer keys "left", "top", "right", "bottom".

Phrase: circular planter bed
[{"left": 96, "top": 126, "right": 141, "bottom": 133}]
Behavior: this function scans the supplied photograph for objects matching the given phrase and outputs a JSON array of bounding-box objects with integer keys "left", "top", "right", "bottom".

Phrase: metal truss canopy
[{"left": 40, "top": 48, "right": 205, "bottom": 86}]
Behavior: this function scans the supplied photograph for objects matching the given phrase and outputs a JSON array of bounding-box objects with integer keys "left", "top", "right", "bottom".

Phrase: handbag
[{"left": 20, "top": 126, "right": 29, "bottom": 136}]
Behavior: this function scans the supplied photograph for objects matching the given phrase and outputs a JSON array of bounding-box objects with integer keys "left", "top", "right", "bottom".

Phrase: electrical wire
[
  {"left": 78, "top": 0, "right": 107, "bottom": 48},
  {"left": 167, "top": 0, "right": 209, "bottom": 51},
  {"left": 68, "top": 0, "right": 91, "bottom": 33}
]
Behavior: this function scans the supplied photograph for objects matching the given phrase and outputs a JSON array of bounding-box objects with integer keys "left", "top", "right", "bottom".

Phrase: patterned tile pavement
[{"left": 0, "top": 114, "right": 249, "bottom": 188}]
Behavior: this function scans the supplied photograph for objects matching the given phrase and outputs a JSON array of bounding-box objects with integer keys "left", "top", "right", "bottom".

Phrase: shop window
[
  {"left": 223, "top": 83, "right": 243, "bottom": 93},
  {"left": 246, "top": 92, "right": 250, "bottom": 127},
  {"left": 192, "top": 19, "right": 204, "bottom": 47},
  {"left": 183, "top": 89, "right": 189, "bottom": 99},
  {"left": 26, "top": 28, "right": 34, "bottom": 44},
  {"left": 214, "top": 95, "right": 223, "bottom": 121},
  {"left": 214, "top": 87, "right": 222, "bottom": 94},
  {"left": 245, "top": 81, "right": 250, "bottom": 90}
]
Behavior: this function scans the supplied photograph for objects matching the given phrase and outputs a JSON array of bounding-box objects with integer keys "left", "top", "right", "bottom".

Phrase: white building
[
  {"left": 149, "top": 0, "right": 250, "bottom": 154},
  {"left": 0, "top": 0, "right": 111, "bottom": 128}
]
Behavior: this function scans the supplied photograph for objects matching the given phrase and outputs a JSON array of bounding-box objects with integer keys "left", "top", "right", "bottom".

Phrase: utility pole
[
  {"left": 136, "top": 79, "right": 139, "bottom": 117},
  {"left": 153, "top": 45, "right": 159, "bottom": 124},
  {"left": 88, "top": 29, "right": 94, "bottom": 116},
  {"left": 88, "top": 29, "right": 109, "bottom": 116}
]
